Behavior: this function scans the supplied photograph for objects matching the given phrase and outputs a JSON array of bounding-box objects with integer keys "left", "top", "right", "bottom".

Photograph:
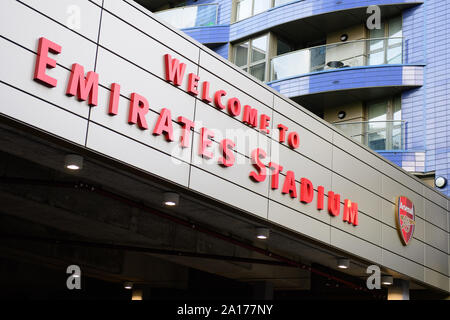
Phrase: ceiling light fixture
[
  {"left": 123, "top": 281, "right": 133, "bottom": 290},
  {"left": 337, "top": 258, "right": 350, "bottom": 269},
  {"left": 163, "top": 192, "right": 179, "bottom": 206},
  {"left": 256, "top": 227, "right": 270, "bottom": 240},
  {"left": 64, "top": 154, "right": 83, "bottom": 170},
  {"left": 337, "top": 111, "right": 346, "bottom": 119},
  {"left": 381, "top": 275, "right": 393, "bottom": 286}
]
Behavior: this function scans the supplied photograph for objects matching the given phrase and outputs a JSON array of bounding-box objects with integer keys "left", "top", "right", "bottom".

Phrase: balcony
[
  {"left": 229, "top": 0, "right": 421, "bottom": 43},
  {"left": 271, "top": 37, "right": 403, "bottom": 81},
  {"left": 333, "top": 120, "right": 406, "bottom": 151},
  {"left": 155, "top": 3, "right": 219, "bottom": 29}
]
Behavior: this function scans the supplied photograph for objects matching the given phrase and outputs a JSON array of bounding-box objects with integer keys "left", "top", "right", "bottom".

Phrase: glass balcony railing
[
  {"left": 155, "top": 4, "right": 219, "bottom": 29},
  {"left": 270, "top": 37, "right": 403, "bottom": 81},
  {"left": 332, "top": 120, "right": 406, "bottom": 151}
]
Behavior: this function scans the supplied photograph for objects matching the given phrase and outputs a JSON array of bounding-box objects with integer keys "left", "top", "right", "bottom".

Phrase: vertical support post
[
  {"left": 132, "top": 289, "right": 143, "bottom": 301},
  {"left": 387, "top": 279, "right": 409, "bottom": 300}
]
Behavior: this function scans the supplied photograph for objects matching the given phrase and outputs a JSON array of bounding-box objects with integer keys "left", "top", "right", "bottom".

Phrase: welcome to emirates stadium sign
[{"left": 33, "top": 36, "right": 360, "bottom": 226}]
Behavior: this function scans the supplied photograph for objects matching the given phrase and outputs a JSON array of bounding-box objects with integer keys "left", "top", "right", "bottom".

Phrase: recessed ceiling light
[
  {"left": 64, "top": 154, "right": 83, "bottom": 171},
  {"left": 337, "top": 258, "right": 350, "bottom": 269},
  {"left": 337, "top": 111, "right": 346, "bottom": 119},
  {"left": 256, "top": 227, "right": 270, "bottom": 240},
  {"left": 163, "top": 192, "right": 179, "bottom": 207},
  {"left": 123, "top": 281, "right": 133, "bottom": 290},
  {"left": 381, "top": 275, "right": 393, "bottom": 285}
]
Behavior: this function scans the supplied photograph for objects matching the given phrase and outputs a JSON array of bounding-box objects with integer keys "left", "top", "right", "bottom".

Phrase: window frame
[
  {"left": 235, "top": 0, "right": 253, "bottom": 22},
  {"left": 233, "top": 33, "right": 272, "bottom": 82},
  {"left": 367, "top": 16, "right": 403, "bottom": 65},
  {"left": 234, "top": 0, "right": 295, "bottom": 22},
  {"left": 364, "top": 95, "right": 402, "bottom": 150}
]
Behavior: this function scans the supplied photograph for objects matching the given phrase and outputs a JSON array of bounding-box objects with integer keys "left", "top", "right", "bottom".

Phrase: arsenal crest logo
[{"left": 396, "top": 196, "right": 415, "bottom": 246}]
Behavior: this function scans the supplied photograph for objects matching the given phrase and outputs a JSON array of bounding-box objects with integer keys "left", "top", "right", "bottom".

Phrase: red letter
[
  {"left": 219, "top": 139, "right": 235, "bottom": 167},
  {"left": 243, "top": 105, "right": 258, "bottom": 127},
  {"left": 66, "top": 63, "right": 99, "bottom": 106},
  {"left": 282, "top": 171, "right": 297, "bottom": 198},
  {"left": 317, "top": 186, "right": 325, "bottom": 210},
  {"left": 201, "top": 81, "right": 213, "bottom": 103},
  {"left": 108, "top": 83, "right": 120, "bottom": 115},
  {"left": 153, "top": 108, "right": 174, "bottom": 142},
  {"left": 249, "top": 148, "right": 267, "bottom": 182},
  {"left": 277, "top": 124, "right": 288, "bottom": 143},
  {"left": 260, "top": 114, "right": 271, "bottom": 134},
  {"left": 199, "top": 127, "right": 214, "bottom": 159},
  {"left": 128, "top": 93, "right": 149, "bottom": 130},
  {"left": 288, "top": 131, "right": 300, "bottom": 149},
  {"left": 227, "top": 97, "right": 241, "bottom": 117},
  {"left": 34, "top": 37, "right": 61, "bottom": 87},
  {"left": 328, "top": 191, "right": 340, "bottom": 216},
  {"left": 343, "top": 200, "right": 358, "bottom": 226},
  {"left": 300, "top": 178, "right": 314, "bottom": 203},
  {"left": 164, "top": 53, "right": 186, "bottom": 86},
  {"left": 187, "top": 73, "right": 200, "bottom": 96},
  {"left": 178, "top": 116, "right": 195, "bottom": 148},
  {"left": 214, "top": 90, "right": 227, "bottom": 110},
  {"left": 269, "top": 162, "right": 283, "bottom": 190}
]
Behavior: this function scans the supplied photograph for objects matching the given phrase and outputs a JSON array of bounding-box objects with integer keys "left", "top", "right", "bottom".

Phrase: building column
[
  {"left": 132, "top": 288, "right": 143, "bottom": 300},
  {"left": 387, "top": 279, "right": 409, "bottom": 300}
]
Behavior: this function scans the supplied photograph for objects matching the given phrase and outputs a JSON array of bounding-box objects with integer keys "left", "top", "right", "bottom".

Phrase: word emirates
[{"left": 33, "top": 37, "right": 359, "bottom": 226}]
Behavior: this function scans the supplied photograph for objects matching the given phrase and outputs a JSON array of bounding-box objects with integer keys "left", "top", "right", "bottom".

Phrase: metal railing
[
  {"left": 155, "top": 3, "right": 219, "bottom": 29},
  {"left": 332, "top": 120, "right": 406, "bottom": 151},
  {"left": 270, "top": 37, "right": 403, "bottom": 81}
]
